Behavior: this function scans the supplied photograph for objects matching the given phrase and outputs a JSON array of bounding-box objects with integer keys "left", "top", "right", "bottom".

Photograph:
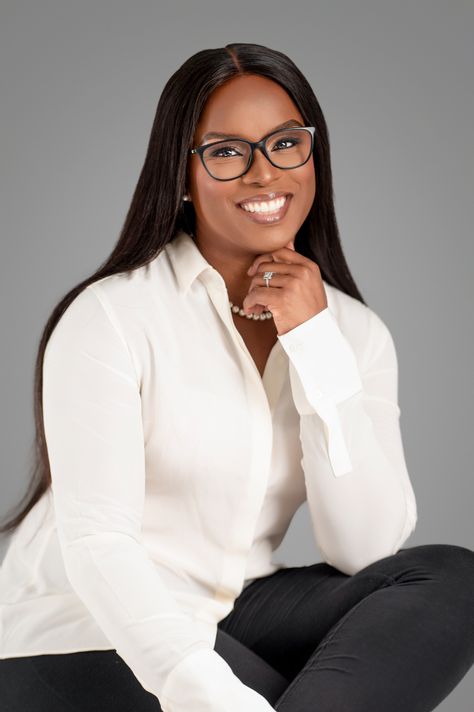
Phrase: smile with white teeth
[{"left": 240, "top": 196, "right": 287, "bottom": 213}]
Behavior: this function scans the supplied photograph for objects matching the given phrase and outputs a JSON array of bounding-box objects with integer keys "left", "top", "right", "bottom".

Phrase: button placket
[{"left": 202, "top": 274, "right": 275, "bottom": 596}]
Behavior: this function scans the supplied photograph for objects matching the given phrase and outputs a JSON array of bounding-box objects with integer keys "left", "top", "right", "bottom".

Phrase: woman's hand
[{"left": 243, "top": 238, "right": 328, "bottom": 336}]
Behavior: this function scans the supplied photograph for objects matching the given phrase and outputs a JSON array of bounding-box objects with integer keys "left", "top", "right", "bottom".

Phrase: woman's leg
[
  {"left": 0, "top": 650, "right": 162, "bottom": 711},
  {"left": 0, "top": 630, "right": 288, "bottom": 711},
  {"left": 218, "top": 544, "right": 474, "bottom": 712}
]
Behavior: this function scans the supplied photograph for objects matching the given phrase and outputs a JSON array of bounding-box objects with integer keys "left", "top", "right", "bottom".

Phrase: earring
[{"left": 182, "top": 193, "right": 191, "bottom": 202}]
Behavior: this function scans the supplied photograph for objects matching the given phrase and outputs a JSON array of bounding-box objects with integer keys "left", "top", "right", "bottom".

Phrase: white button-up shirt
[{"left": 0, "top": 229, "right": 417, "bottom": 712}]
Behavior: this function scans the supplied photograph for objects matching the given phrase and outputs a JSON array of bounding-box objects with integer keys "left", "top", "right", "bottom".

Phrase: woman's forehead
[{"left": 194, "top": 76, "right": 303, "bottom": 142}]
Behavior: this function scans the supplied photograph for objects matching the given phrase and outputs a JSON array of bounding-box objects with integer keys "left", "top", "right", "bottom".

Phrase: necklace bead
[{"left": 229, "top": 301, "right": 273, "bottom": 321}]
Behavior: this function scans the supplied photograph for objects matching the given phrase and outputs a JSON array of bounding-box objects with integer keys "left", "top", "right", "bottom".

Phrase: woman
[{"left": 0, "top": 42, "right": 473, "bottom": 712}]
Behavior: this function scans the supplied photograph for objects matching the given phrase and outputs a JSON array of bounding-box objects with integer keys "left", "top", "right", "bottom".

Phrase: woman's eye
[
  {"left": 210, "top": 145, "right": 242, "bottom": 158},
  {"left": 272, "top": 137, "right": 300, "bottom": 150}
]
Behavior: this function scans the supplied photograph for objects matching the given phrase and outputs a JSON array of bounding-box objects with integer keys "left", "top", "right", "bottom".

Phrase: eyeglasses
[{"left": 189, "top": 126, "right": 316, "bottom": 181}]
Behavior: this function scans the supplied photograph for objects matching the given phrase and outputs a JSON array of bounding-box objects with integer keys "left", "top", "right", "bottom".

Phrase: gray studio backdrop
[{"left": 1, "top": 1, "right": 472, "bottom": 710}]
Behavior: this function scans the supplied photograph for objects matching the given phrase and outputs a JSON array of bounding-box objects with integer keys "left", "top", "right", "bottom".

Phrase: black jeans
[{"left": 1, "top": 544, "right": 473, "bottom": 711}]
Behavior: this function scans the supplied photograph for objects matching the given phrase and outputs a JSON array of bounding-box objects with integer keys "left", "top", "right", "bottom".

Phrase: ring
[{"left": 263, "top": 271, "right": 274, "bottom": 288}]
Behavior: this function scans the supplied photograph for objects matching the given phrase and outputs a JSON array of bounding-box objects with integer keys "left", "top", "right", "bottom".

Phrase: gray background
[{"left": 1, "top": 1, "right": 473, "bottom": 709}]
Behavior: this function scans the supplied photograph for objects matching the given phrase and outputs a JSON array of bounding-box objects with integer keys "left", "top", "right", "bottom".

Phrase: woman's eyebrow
[{"left": 200, "top": 119, "right": 303, "bottom": 143}]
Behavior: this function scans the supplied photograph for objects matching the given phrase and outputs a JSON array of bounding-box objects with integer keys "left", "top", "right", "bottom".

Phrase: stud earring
[{"left": 182, "top": 193, "right": 191, "bottom": 202}]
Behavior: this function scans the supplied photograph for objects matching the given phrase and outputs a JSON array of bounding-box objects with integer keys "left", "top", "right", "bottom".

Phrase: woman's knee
[
  {"left": 367, "top": 543, "right": 474, "bottom": 588},
  {"left": 400, "top": 543, "right": 473, "bottom": 575},
  {"left": 392, "top": 544, "right": 474, "bottom": 604}
]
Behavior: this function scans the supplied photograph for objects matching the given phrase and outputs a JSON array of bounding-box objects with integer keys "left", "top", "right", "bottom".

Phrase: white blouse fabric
[{"left": 0, "top": 229, "right": 417, "bottom": 712}]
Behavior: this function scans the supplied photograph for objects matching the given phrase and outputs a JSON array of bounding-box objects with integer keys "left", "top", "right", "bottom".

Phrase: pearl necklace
[
  {"left": 229, "top": 269, "right": 274, "bottom": 320},
  {"left": 229, "top": 302, "right": 273, "bottom": 321}
]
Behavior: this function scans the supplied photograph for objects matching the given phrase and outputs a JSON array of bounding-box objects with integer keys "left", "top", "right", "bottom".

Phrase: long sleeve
[
  {"left": 278, "top": 305, "right": 417, "bottom": 576},
  {"left": 42, "top": 283, "right": 276, "bottom": 712}
]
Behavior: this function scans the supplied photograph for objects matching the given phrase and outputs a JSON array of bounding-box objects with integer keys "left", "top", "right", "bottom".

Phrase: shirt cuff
[
  {"left": 159, "top": 647, "right": 276, "bottom": 712},
  {"left": 278, "top": 307, "right": 363, "bottom": 405},
  {"left": 278, "top": 307, "right": 364, "bottom": 477}
]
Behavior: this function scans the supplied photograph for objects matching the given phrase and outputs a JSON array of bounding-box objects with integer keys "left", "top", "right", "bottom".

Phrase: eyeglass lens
[{"left": 201, "top": 128, "right": 313, "bottom": 180}]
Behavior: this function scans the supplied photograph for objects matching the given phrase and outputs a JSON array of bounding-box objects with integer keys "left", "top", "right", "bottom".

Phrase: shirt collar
[
  {"left": 166, "top": 229, "right": 223, "bottom": 296},
  {"left": 165, "top": 229, "right": 335, "bottom": 312}
]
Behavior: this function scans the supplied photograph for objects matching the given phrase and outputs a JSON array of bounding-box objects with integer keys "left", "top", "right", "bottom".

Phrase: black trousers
[{"left": 1, "top": 544, "right": 473, "bottom": 712}]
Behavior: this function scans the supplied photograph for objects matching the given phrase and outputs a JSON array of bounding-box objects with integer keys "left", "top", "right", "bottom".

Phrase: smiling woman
[
  {"left": 186, "top": 74, "right": 316, "bottom": 294},
  {"left": 184, "top": 74, "right": 321, "bottom": 338},
  {"left": 1, "top": 41, "right": 473, "bottom": 712}
]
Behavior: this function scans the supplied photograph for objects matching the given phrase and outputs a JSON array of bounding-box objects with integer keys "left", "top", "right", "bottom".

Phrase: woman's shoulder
[{"left": 51, "top": 252, "right": 170, "bottom": 339}]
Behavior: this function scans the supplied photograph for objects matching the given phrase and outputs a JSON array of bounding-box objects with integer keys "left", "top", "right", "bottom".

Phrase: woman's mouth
[{"left": 236, "top": 194, "right": 293, "bottom": 224}]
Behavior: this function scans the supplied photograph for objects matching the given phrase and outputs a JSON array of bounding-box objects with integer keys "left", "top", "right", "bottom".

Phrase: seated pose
[{"left": 1, "top": 42, "right": 473, "bottom": 712}]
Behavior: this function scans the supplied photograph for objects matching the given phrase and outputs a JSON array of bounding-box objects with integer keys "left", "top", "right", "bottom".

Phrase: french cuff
[{"left": 278, "top": 307, "right": 364, "bottom": 478}]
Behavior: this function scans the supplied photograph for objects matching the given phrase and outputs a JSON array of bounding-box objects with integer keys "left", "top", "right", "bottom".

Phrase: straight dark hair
[{"left": 0, "top": 42, "right": 367, "bottom": 537}]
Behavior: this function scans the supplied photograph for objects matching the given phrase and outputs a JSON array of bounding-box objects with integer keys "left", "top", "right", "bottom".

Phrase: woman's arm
[
  {"left": 43, "top": 283, "right": 275, "bottom": 712},
  {"left": 278, "top": 305, "right": 418, "bottom": 576}
]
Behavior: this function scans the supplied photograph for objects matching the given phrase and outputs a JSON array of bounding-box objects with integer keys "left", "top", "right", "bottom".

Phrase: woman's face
[{"left": 187, "top": 74, "right": 316, "bottom": 260}]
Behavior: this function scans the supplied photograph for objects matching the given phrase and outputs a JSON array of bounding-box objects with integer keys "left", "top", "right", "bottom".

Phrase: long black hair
[{"left": 0, "top": 42, "right": 366, "bottom": 537}]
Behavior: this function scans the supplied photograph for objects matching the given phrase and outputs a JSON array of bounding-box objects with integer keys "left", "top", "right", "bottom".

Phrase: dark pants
[{"left": 1, "top": 544, "right": 473, "bottom": 711}]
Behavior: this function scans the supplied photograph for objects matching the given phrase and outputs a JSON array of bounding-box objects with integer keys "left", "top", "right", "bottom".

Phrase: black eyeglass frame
[{"left": 189, "top": 126, "right": 316, "bottom": 181}]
